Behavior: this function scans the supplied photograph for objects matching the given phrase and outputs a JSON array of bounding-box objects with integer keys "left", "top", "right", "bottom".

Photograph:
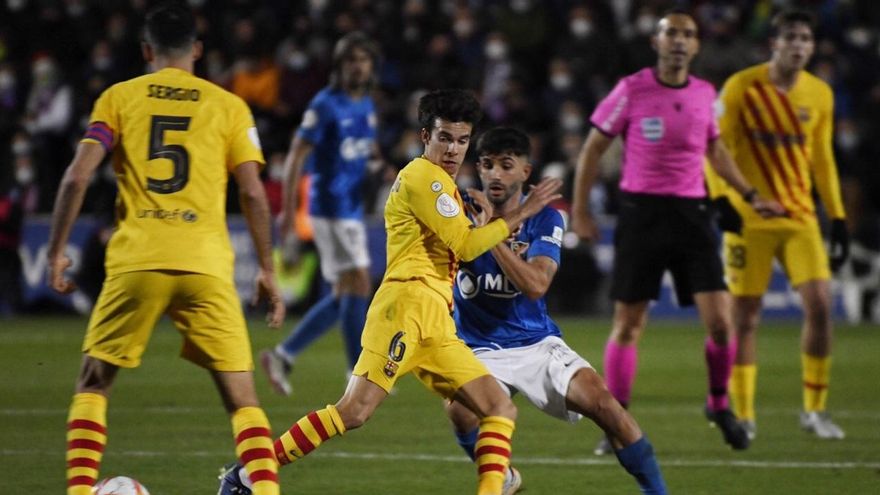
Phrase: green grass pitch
[{"left": 1, "top": 315, "right": 878, "bottom": 493}]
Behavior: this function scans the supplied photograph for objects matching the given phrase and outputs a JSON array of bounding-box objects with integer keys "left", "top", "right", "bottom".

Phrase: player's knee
[{"left": 487, "top": 396, "right": 517, "bottom": 422}]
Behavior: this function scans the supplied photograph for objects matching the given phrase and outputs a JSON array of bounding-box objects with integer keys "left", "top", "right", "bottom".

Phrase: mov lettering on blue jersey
[{"left": 456, "top": 268, "right": 519, "bottom": 300}]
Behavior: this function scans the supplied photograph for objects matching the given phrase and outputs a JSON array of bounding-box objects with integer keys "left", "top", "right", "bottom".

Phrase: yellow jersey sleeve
[
  {"left": 809, "top": 86, "right": 846, "bottom": 219},
  {"left": 81, "top": 86, "right": 120, "bottom": 150},
  {"left": 403, "top": 161, "right": 508, "bottom": 262},
  {"left": 226, "top": 95, "right": 264, "bottom": 171}
]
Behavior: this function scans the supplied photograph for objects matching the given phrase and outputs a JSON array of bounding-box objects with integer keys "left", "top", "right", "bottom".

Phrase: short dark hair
[
  {"left": 330, "top": 31, "right": 381, "bottom": 89},
  {"left": 657, "top": 7, "right": 696, "bottom": 35},
  {"left": 476, "top": 127, "right": 530, "bottom": 158},
  {"left": 417, "top": 89, "right": 482, "bottom": 131},
  {"left": 144, "top": 2, "right": 196, "bottom": 55},
  {"left": 770, "top": 9, "right": 816, "bottom": 38}
]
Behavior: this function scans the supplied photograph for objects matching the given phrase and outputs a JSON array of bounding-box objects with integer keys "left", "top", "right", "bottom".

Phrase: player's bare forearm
[
  {"left": 571, "top": 129, "right": 610, "bottom": 241},
  {"left": 705, "top": 138, "right": 753, "bottom": 197},
  {"left": 47, "top": 142, "right": 106, "bottom": 259},
  {"left": 278, "top": 137, "right": 313, "bottom": 237},
  {"left": 235, "top": 161, "right": 275, "bottom": 272},
  {"left": 491, "top": 245, "right": 557, "bottom": 300}
]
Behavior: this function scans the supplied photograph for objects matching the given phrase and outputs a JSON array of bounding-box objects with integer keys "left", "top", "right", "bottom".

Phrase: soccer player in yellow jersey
[
  {"left": 713, "top": 9, "right": 849, "bottom": 440},
  {"left": 46, "top": 4, "right": 284, "bottom": 495},
  {"left": 219, "top": 89, "right": 561, "bottom": 495}
]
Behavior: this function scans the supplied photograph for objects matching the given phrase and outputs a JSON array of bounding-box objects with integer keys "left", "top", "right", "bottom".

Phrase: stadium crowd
[{"left": 1, "top": 0, "right": 878, "bottom": 319}]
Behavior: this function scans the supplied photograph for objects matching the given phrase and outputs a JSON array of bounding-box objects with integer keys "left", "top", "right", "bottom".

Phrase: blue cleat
[{"left": 217, "top": 463, "right": 252, "bottom": 495}]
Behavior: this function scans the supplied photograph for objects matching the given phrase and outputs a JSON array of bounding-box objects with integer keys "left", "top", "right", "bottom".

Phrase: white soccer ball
[{"left": 92, "top": 476, "right": 150, "bottom": 495}]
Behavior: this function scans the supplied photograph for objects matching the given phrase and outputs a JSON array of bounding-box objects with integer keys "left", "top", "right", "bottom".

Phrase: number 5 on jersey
[{"left": 148, "top": 115, "right": 191, "bottom": 194}]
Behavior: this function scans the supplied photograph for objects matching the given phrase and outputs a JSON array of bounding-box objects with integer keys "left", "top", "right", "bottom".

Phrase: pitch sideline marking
[{"left": 2, "top": 448, "right": 878, "bottom": 470}]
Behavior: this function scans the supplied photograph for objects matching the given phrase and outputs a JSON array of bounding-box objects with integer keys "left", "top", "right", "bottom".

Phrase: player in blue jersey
[
  {"left": 261, "top": 32, "right": 381, "bottom": 395},
  {"left": 447, "top": 128, "right": 666, "bottom": 495}
]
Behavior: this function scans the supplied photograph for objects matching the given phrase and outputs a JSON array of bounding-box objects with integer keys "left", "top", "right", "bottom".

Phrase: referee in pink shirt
[{"left": 571, "top": 9, "right": 784, "bottom": 455}]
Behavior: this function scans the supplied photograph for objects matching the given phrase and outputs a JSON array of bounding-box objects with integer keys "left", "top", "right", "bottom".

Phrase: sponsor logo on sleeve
[
  {"left": 431, "top": 181, "right": 442, "bottom": 192},
  {"left": 301, "top": 109, "right": 318, "bottom": 129},
  {"left": 247, "top": 127, "right": 262, "bottom": 150},
  {"left": 436, "top": 192, "right": 461, "bottom": 218}
]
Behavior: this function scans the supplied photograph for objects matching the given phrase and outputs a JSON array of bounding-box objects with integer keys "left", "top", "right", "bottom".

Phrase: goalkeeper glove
[
  {"left": 712, "top": 197, "right": 743, "bottom": 235},
  {"left": 829, "top": 219, "right": 849, "bottom": 272}
]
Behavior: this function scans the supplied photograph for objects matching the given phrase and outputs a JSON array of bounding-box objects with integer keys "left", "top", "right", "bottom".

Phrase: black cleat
[{"left": 705, "top": 407, "right": 750, "bottom": 450}]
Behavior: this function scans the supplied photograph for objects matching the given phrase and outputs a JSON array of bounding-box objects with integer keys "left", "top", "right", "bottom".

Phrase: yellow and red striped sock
[
  {"left": 730, "top": 364, "right": 757, "bottom": 422},
  {"left": 475, "top": 416, "right": 515, "bottom": 495},
  {"left": 802, "top": 353, "right": 831, "bottom": 413},
  {"left": 66, "top": 392, "right": 107, "bottom": 495},
  {"left": 232, "top": 407, "right": 279, "bottom": 495},
  {"left": 273, "top": 405, "right": 345, "bottom": 465}
]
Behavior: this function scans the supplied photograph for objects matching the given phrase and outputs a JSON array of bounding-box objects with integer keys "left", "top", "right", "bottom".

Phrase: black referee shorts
[{"left": 610, "top": 192, "right": 726, "bottom": 307}]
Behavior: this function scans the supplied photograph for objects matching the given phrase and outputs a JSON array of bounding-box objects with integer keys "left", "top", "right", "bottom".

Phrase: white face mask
[
  {"left": 7, "top": 0, "right": 26, "bottom": 12},
  {"left": 286, "top": 52, "right": 309, "bottom": 70},
  {"left": 268, "top": 164, "right": 285, "bottom": 181},
  {"left": 453, "top": 20, "right": 474, "bottom": 38},
  {"left": 560, "top": 113, "right": 583, "bottom": 132},
  {"left": 510, "top": 0, "right": 531, "bottom": 13},
  {"left": 0, "top": 71, "right": 14, "bottom": 90},
  {"left": 636, "top": 15, "right": 656, "bottom": 36},
  {"left": 12, "top": 139, "right": 30, "bottom": 155},
  {"left": 485, "top": 41, "right": 508, "bottom": 60},
  {"left": 15, "top": 166, "right": 34, "bottom": 185},
  {"left": 570, "top": 19, "right": 593, "bottom": 38},
  {"left": 837, "top": 130, "right": 860, "bottom": 151},
  {"left": 456, "top": 174, "right": 476, "bottom": 190},
  {"left": 550, "top": 73, "right": 572, "bottom": 91}
]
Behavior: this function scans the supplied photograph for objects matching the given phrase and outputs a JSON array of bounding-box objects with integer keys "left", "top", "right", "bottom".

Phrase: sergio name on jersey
[
  {"left": 82, "top": 67, "right": 264, "bottom": 281},
  {"left": 454, "top": 205, "right": 565, "bottom": 350}
]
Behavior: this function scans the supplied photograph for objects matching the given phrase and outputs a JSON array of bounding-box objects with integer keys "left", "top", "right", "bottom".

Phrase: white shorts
[
  {"left": 311, "top": 216, "right": 371, "bottom": 283},
  {"left": 474, "top": 336, "right": 592, "bottom": 423}
]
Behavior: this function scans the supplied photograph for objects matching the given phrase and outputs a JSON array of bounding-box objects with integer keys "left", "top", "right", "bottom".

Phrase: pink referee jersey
[{"left": 590, "top": 67, "right": 720, "bottom": 198}]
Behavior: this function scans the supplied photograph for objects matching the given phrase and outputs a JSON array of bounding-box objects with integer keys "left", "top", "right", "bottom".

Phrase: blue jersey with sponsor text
[
  {"left": 453, "top": 205, "right": 565, "bottom": 350},
  {"left": 296, "top": 87, "right": 376, "bottom": 219}
]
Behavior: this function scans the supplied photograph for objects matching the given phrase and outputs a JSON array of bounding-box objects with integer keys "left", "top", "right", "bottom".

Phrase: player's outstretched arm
[
  {"left": 571, "top": 128, "right": 612, "bottom": 242},
  {"left": 234, "top": 161, "right": 285, "bottom": 328},
  {"left": 500, "top": 176, "right": 563, "bottom": 233},
  {"left": 277, "top": 136, "right": 314, "bottom": 265},
  {"left": 47, "top": 142, "right": 107, "bottom": 294}
]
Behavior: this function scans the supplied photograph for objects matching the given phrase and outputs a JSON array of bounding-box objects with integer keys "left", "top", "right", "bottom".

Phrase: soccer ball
[{"left": 92, "top": 476, "right": 150, "bottom": 495}]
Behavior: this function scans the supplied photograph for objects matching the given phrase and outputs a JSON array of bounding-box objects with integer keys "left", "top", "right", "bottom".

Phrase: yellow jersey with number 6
[{"left": 82, "top": 67, "right": 264, "bottom": 280}]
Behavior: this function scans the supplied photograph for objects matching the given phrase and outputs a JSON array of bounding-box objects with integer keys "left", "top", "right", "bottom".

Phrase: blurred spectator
[
  {"left": 0, "top": 130, "right": 38, "bottom": 316},
  {"left": 23, "top": 54, "right": 72, "bottom": 211}
]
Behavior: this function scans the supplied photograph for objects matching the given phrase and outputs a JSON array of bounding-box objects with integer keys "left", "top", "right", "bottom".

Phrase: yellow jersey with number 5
[{"left": 81, "top": 67, "right": 264, "bottom": 280}]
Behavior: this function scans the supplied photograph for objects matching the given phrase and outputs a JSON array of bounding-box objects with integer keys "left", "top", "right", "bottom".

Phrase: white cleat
[
  {"left": 502, "top": 466, "right": 522, "bottom": 495},
  {"left": 800, "top": 411, "right": 845, "bottom": 439},
  {"left": 739, "top": 420, "right": 757, "bottom": 441},
  {"left": 259, "top": 349, "right": 292, "bottom": 396},
  {"left": 593, "top": 436, "right": 613, "bottom": 456}
]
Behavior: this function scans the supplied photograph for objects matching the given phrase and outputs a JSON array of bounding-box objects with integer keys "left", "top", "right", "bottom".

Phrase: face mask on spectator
[
  {"left": 93, "top": 55, "right": 113, "bottom": 71},
  {"left": 560, "top": 112, "right": 583, "bottom": 132},
  {"left": 286, "top": 51, "right": 309, "bottom": 70},
  {"left": 551, "top": 73, "right": 572, "bottom": 91},
  {"left": 7, "top": 0, "right": 26, "bottom": 12},
  {"left": 636, "top": 15, "right": 657, "bottom": 36},
  {"left": 188, "top": 0, "right": 207, "bottom": 8},
  {"left": 453, "top": 19, "right": 474, "bottom": 38},
  {"left": 570, "top": 19, "right": 593, "bottom": 39},
  {"left": 837, "top": 130, "right": 860, "bottom": 151},
  {"left": 510, "top": 0, "right": 531, "bottom": 13},
  {"left": 485, "top": 41, "right": 507, "bottom": 60},
  {"left": 0, "top": 70, "right": 14, "bottom": 91},
  {"left": 15, "top": 166, "right": 34, "bottom": 185},
  {"left": 12, "top": 138, "right": 30, "bottom": 156}
]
